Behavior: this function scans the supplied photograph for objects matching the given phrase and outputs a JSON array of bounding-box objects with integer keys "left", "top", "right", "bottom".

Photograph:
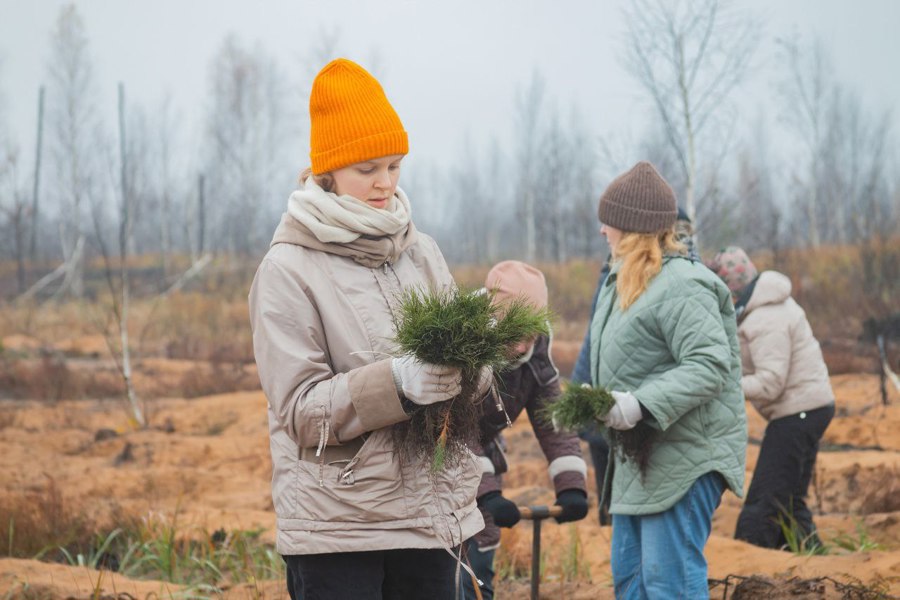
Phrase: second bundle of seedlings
[{"left": 545, "top": 382, "right": 658, "bottom": 474}]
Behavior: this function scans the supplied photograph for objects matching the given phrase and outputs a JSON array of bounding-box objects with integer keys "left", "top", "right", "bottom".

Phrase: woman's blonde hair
[
  {"left": 299, "top": 167, "right": 335, "bottom": 192},
  {"left": 614, "top": 229, "right": 686, "bottom": 310}
]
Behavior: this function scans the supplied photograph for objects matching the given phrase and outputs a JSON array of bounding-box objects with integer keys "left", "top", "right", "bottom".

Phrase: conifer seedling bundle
[
  {"left": 393, "top": 286, "right": 552, "bottom": 471},
  {"left": 544, "top": 384, "right": 616, "bottom": 430},
  {"left": 546, "top": 382, "right": 658, "bottom": 473}
]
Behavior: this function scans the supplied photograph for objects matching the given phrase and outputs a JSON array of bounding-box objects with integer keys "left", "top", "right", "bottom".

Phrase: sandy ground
[{"left": 1, "top": 333, "right": 899, "bottom": 598}]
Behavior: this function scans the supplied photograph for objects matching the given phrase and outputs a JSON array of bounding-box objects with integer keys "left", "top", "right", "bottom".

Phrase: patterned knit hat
[
  {"left": 485, "top": 260, "right": 548, "bottom": 311},
  {"left": 309, "top": 58, "right": 408, "bottom": 174},
  {"left": 707, "top": 246, "right": 759, "bottom": 293},
  {"left": 597, "top": 161, "right": 677, "bottom": 233}
]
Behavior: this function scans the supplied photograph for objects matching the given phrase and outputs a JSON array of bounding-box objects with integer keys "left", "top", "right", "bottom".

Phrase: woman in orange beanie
[{"left": 249, "top": 58, "right": 484, "bottom": 600}]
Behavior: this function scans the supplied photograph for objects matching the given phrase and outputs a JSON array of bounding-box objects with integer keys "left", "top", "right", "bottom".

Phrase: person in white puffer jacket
[{"left": 708, "top": 246, "right": 835, "bottom": 551}]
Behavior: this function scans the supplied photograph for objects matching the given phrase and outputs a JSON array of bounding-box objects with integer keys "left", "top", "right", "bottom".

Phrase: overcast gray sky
[{"left": 2, "top": 0, "right": 899, "bottom": 171}]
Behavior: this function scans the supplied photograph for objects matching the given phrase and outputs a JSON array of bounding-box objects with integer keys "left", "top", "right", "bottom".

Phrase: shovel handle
[
  {"left": 517, "top": 505, "right": 562, "bottom": 600},
  {"left": 518, "top": 505, "right": 563, "bottom": 520}
]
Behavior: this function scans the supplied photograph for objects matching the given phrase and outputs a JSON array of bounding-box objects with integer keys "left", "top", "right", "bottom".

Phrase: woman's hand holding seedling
[
  {"left": 603, "top": 391, "right": 643, "bottom": 430},
  {"left": 391, "top": 354, "right": 462, "bottom": 405},
  {"left": 392, "top": 286, "right": 552, "bottom": 471},
  {"left": 545, "top": 383, "right": 616, "bottom": 431}
]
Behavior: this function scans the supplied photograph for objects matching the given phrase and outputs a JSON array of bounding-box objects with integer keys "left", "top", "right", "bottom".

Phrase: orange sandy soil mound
[{"left": 0, "top": 367, "right": 898, "bottom": 598}]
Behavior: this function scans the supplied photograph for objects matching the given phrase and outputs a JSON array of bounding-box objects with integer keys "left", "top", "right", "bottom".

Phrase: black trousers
[
  {"left": 284, "top": 547, "right": 459, "bottom": 600},
  {"left": 735, "top": 403, "right": 834, "bottom": 549}
]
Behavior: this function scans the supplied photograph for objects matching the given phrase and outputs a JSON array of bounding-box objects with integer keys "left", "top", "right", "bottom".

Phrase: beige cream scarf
[{"left": 271, "top": 176, "right": 418, "bottom": 268}]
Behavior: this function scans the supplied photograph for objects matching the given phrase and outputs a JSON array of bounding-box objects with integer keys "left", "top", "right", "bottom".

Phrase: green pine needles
[
  {"left": 545, "top": 382, "right": 658, "bottom": 474},
  {"left": 543, "top": 384, "right": 616, "bottom": 431},
  {"left": 392, "top": 286, "right": 552, "bottom": 472}
]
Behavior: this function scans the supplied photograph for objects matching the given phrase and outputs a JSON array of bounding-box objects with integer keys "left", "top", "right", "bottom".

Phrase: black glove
[
  {"left": 478, "top": 491, "right": 521, "bottom": 528},
  {"left": 554, "top": 489, "right": 589, "bottom": 524}
]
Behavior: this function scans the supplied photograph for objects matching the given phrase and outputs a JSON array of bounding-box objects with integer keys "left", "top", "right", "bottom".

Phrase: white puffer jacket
[{"left": 739, "top": 271, "right": 835, "bottom": 421}]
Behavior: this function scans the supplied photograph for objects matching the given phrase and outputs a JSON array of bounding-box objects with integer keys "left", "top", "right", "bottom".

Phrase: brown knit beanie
[{"left": 597, "top": 161, "right": 677, "bottom": 233}]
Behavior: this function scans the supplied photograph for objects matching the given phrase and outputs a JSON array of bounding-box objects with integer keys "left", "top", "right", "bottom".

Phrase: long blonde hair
[
  {"left": 614, "top": 229, "right": 686, "bottom": 310},
  {"left": 299, "top": 167, "right": 335, "bottom": 192}
]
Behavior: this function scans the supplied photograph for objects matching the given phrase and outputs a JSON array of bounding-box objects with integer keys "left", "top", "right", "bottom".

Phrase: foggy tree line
[{"left": 1, "top": 2, "right": 898, "bottom": 299}]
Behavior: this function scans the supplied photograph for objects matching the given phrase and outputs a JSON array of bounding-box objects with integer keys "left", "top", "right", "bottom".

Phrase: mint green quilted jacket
[{"left": 590, "top": 256, "right": 746, "bottom": 514}]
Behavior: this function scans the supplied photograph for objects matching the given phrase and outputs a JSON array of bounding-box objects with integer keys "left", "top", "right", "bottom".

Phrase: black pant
[
  {"left": 735, "top": 403, "right": 834, "bottom": 549},
  {"left": 284, "top": 547, "right": 459, "bottom": 600}
]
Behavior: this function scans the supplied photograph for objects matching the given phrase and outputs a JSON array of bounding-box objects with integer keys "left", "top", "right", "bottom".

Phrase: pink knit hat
[
  {"left": 707, "top": 246, "right": 758, "bottom": 293},
  {"left": 485, "top": 260, "right": 548, "bottom": 310}
]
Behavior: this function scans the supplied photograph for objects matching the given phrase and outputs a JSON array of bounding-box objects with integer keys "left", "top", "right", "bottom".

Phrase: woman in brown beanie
[
  {"left": 249, "top": 58, "right": 484, "bottom": 600},
  {"left": 588, "top": 162, "right": 747, "bottom": 599},
  {"left": 708, "top": 246, "right": 834, "bottom": 552}
]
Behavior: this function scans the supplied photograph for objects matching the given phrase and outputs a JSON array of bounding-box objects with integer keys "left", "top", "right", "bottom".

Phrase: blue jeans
[
  {"left": 460, "top": 538, "right": 495, "bottom": 600},
  {"left": 611, "top": 472, "right": 724, "bottom": 600}
]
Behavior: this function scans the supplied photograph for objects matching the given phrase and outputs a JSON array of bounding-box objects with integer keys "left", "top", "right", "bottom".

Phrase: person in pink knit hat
[{"left": 461, "top": 260, "right": 589, "bottom": 600}]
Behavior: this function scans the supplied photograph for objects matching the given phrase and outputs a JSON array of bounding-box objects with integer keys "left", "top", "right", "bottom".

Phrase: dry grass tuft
[{"left": 0, "top": 478, "right": 99, "bottom": 558}]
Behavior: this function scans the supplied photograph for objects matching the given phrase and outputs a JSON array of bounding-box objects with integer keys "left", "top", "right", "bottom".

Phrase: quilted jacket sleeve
[{"left": 633, "top": 277, "right": 733, "bottom": 431}]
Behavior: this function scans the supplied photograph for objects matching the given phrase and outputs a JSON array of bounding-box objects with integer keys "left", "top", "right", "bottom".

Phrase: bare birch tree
[
  {"left": 823, "top": 89, "right": 893, "bottom": 244},
  {"left": 44, "top": 4, "right": 103, "bottom": 297},
  {"left": 453, "top": 138, "right": 509, "bottom": 264},
  {"left": 451, "top": 136, "right": 490, "bottom": 263},
  {"left": 481, "top": 140, "right": 508, "bottom": 262},
  {"left": 84, "top": 84, "right": 146, "bottom": 426},
  {"left": 29, "top": 86, "right": 45, "bottom": 263},
  {"left": 568, "top": 108, "right": 601, "bottom": 259},
  {"left": 115, "top": 83, "right": 143, "bottom": 426},
  {"left": 775, "top": 36, "right": 833, "bottom": 247},
  {"left": 153, "top": 96, "right": 180, "bottom": 277},
  {"left": 513, "top": 71, "right": 546, "bottom": 262},
  {"left": 733, "top": 129, "right": 781, "bottom": 256},
  {"left": 776, "top": 35, "right": 896, "bottom": 250},
  {"left": 537, "top": 104, "right": 572, "bottom": 263},
  {"left": 204, "top": 35, "right": 293, "bottom": 255},
  {"left": 622, "top": 0, "right": 760, "bottom": 247},
  {"left": 1, "top": 142, "right": 32, "bottom": 294},
  {"left": 0, "top": 62, "right": 30, "bottom": 291}
]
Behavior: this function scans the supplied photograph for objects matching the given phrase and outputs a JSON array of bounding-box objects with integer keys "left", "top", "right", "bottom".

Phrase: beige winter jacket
[
  {"left": 249, "top": 213, "right": 483, "bottom": 556},
  {"left": 739, "top": 271, "right": 835, "bottom": 421}
]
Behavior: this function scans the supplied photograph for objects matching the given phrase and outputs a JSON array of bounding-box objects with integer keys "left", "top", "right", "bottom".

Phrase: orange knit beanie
[{"left": 309, "top": 58, "right": 408, "bottom": 174}]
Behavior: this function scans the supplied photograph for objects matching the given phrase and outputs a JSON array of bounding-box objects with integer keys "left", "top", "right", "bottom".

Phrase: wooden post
[{"left": 29, "top": 86, "right": 45, "bottom": 262}]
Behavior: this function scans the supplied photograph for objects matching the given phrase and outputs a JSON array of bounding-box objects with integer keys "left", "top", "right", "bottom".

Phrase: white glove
[
  {"left": 391, "top": 355, "right": 462, "bottom": 405},
  {"left": 603, "top": 390, "right": 643, "bottom": 430}
]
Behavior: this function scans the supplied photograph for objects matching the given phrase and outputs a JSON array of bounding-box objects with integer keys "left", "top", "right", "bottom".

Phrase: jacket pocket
[{"left": 296, "top": 429, "right": 407, "bottom": 523}]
